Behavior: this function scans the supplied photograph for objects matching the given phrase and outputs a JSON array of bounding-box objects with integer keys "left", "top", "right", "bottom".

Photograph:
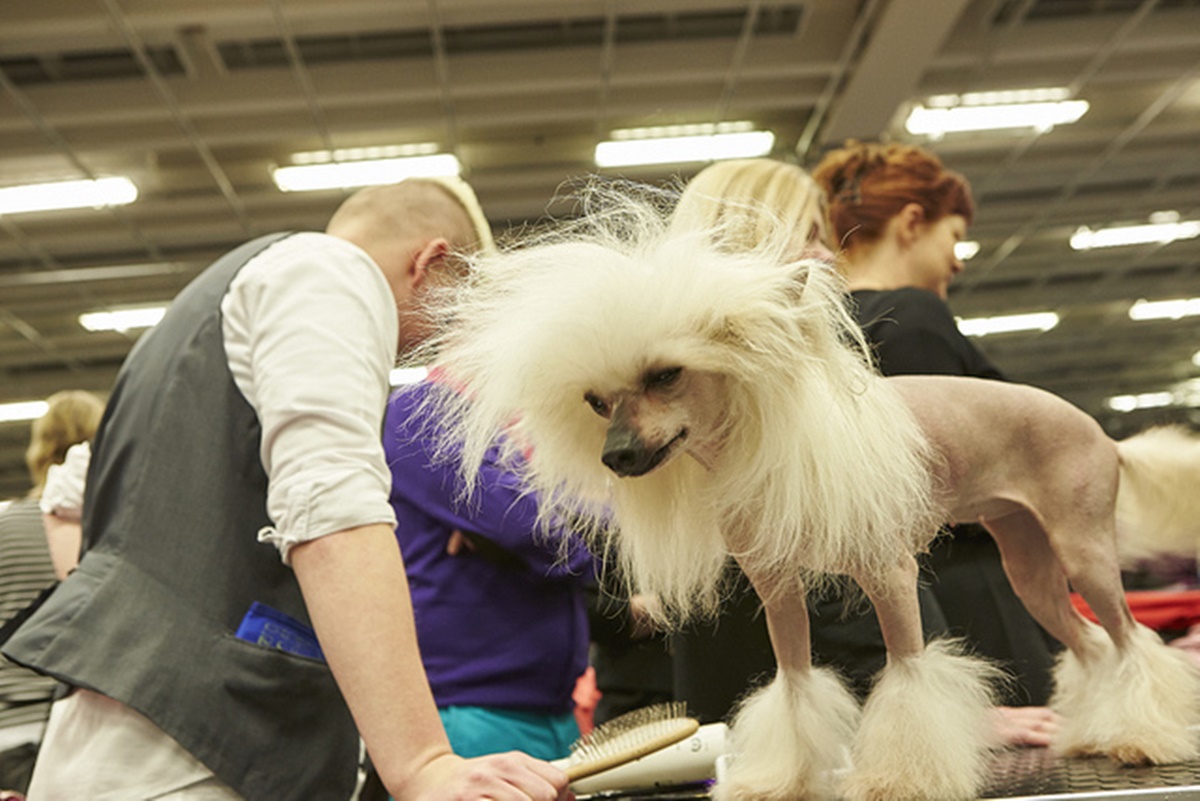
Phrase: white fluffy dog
[{"left": 419, "top": 190, "right": 1200, "bottom": 800}]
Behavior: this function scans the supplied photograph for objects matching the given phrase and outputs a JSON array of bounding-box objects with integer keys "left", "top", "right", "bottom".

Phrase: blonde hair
[
  {"left": 424, "top": 176, "right": 496, "bottom": 256},
  {"left": 25, "top": 390, "right": 105, "bottom": 497},
  {"left": 670, "top": 159, "right": 830, "bottom": 257}
]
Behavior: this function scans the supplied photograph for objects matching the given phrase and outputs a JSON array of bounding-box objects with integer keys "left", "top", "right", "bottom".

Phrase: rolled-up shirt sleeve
[
  {"left": 40, "top": 441, "right": 93, "bottom": 520},
  {"left": 222, "top": 233, "right": 399, "bottom": 562}
]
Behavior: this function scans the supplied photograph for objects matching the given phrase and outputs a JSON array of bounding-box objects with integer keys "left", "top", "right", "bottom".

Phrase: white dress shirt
[
  {"left": 28, "top": 232, "right": 397, "bottom": 799},
  {"left": 222, "top": 232, "right": 399, "bottom": 559}
]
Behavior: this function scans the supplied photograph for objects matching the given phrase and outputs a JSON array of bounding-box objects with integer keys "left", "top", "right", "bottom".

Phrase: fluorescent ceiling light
[
  {"left": 389, "top": 366, "right": 429, "bottom": 386},
  {"left": 1070, "top": 214, "right": 1200, "bottom": 251},
  {"left": 79, "top": 303, "right": 168, "bottom": 332},
  {"left": 290, "top": 143, "right": 440, "bottom": 165},
  {"left": 0, "top": 176, "right": 138, "bottom": 215},
  {"left": 905, "top": 86, "right": 1088, "bottom": 136},
  {"left": 1128, "top": 297, "right": 1200, "bottom": 322},
  {"left": 1107, "top": 378, "right": 1200, "bottom": 413},
  {"left": 272, "top": 153, "right": 461, "bottom": 192},
  {"left": 595, "top": 122, "right": 775, "bottom": 167},
  {"left": 0, "top": 400, "right": 49, "bottom": 424},
  {"left": 1105, "top": 391, "right": 1175, "bottom": 413},
  {"left": 956, "top": 311, "right": 1059, "bottom": 337},
  {"left": 925, "top": 87, "right": 1072, "bottom": 107},
  {"left": 955, "top": 241, "right": 980, "bottom": 261}
]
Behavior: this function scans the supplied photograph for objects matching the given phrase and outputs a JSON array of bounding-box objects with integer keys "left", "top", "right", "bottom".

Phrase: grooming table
[
  {"left": 576, "top": 747, "right": 1200, "bottom": 800},
  {"left": 983, "top": 746, "right": 1200, "bottom": 799}
]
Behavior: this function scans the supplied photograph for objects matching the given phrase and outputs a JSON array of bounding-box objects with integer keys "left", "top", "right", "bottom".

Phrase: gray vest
[{"left": 3, "top": 233, "right": 359, "bottom": 800}]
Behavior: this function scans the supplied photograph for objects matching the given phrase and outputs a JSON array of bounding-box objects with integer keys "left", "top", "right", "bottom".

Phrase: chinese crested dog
[{"left": 419, "top": 189, "right": 1200, "bottom": 800}]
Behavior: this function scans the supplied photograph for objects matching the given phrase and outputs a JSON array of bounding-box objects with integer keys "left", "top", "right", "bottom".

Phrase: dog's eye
[
  {"left": 584, "top": 392, "right": 610, "bottom": 417},
  {"left": 646, "top": 367, "right": 682, "bottom": 389}
]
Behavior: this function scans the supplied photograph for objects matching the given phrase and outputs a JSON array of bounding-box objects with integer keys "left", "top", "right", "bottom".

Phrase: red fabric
[{"left": 1070, "top": 590, "right": 1200, "bottom": 631}]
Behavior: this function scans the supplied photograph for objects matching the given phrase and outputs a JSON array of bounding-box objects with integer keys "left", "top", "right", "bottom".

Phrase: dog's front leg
[
  {"left": 713, "top": 564, "right": 860, "bottom": 801},
  {"left": 843, "top": 554, "right": 1002, "bottom": 801}
]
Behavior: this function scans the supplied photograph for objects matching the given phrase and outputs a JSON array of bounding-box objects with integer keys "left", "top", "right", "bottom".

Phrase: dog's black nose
[
  {"left": 602, "top": 426, "right": 655, "bottom": 477},
  {"left": 602, "top": 446, "right": 647, "bottom": 477}
]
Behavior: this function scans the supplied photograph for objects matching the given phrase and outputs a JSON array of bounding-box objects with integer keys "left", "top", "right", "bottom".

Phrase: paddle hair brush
[{"left": 556, "top": 702, "right": 700, "bottom": 781}]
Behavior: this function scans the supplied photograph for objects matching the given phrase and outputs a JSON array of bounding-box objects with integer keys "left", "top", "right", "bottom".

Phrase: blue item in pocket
[{"left": 235, "top": 602, "right": 325, "bottom": 661}]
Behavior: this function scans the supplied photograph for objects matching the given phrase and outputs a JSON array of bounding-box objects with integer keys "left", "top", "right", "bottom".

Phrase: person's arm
[
  {"left": 386, "top": 386, "right": 595, "bottom": 581},
  {"left": 42, "top": 513, "right": 81, "bottom": 580},
  {"left": 39, "top": 440, "right": 92, "bottom": 579},
  {"left": 291, "top": 524, "right": 569, "bottom": 800}
]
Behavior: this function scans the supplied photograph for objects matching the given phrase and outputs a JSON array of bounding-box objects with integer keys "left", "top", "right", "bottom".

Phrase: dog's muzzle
[{"left": 601, "top": 426, "right": 685, "bottom": 477}]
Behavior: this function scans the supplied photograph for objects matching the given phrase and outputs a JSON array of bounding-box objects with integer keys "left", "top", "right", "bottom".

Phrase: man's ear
[{"left": 408, "top": 237, "right": 452, "bottom": 289}]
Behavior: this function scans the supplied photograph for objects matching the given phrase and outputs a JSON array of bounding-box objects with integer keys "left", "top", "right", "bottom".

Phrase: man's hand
[{"left": 394, "top": 751, "right": 571, "bottom": 801}]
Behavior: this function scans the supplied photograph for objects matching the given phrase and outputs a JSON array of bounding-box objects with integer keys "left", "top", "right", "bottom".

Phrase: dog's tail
[{"left": 1115, "top": 425, "right": 1200, "bottom": 565}]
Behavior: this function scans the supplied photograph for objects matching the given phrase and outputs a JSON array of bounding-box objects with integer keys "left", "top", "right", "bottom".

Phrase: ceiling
[{"left": 2, "top": 0, "right": 1200, "bottom": 500}]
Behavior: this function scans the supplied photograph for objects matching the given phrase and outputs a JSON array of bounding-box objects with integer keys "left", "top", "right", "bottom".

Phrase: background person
[
  {"left": 811, "top": 140, "right": 1062, "bottom": 711},
  {"left": 2, "top": 178, "right": 569, "bottom": 801},
  {"left": 0, "top": 390, "right": 103, "bottom": 795},
  {"left": 384, "top": 375, "right": 595, "bottom": 761}
]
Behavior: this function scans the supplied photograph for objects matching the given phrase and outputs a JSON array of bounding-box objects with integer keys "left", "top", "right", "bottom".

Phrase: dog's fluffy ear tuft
[
  {"left": 785, "top": 260, "right": 810, "bottom": 297},
  {"left": 709, "top": 317, "right": 751, "bottom": 353}
]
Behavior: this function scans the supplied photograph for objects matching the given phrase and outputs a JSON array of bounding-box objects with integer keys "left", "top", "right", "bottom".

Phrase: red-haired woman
[{"left": 812, "top": 140, "right": 1059, "bottom": 740}]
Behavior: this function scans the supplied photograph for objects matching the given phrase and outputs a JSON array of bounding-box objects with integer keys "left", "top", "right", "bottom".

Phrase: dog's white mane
[{"left": 419, "top": 186, "right": 943, "bottom": 621}]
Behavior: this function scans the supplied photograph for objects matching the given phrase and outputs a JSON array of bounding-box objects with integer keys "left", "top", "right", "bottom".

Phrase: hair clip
[{"left": 835, "top": 177, "right": 861, "bottom": 206}]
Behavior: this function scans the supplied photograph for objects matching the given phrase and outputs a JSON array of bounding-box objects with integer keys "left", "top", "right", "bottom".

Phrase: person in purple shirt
[{"left": 383, "top": 378, "right": 596, "bottom": 761}]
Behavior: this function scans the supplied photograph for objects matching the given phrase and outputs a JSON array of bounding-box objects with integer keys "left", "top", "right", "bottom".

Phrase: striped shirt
[{"left": 0, "top": 497, "right": 58, "bottom": 736}]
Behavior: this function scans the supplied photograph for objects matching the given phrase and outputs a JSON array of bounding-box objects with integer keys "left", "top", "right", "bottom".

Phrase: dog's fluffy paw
[
  {"left": 842, "top": 639, "right": 1001, "bottom": 801},
  {"left": 1053, "top": 623, "right": 1200, "bottom": 765},
  {"left": 713, "top": 666, "right": 859, "bottom": 801}
]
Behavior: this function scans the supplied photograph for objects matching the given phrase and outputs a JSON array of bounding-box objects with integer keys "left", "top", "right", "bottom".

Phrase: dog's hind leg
[
  {"left": 986, "top": 509, "right": 1200, "bottom": 765},
  {"left": 842, "top": 553, "right": 1002, "bottom": 801},
  {"left": 714, "top": 574, "right": 860, "bottom": 801}
]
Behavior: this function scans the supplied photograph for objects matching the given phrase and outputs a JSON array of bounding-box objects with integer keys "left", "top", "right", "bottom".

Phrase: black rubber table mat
[
  {"left": 575, "top": 747, "right": 1200, "bottom": 800},
  {"left": 984, "top": 746, "right": 1200, "bottom": 799}
]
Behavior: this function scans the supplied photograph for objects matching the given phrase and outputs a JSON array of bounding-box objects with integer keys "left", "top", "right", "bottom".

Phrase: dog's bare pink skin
[{"left": 889, "top": 374, "right": 1132, "bottom": 659}]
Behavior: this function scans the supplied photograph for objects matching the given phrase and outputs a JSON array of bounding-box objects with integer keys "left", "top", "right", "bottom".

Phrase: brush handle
[{"left": 559, "top": 722, "right": 727, "bottom": 792}]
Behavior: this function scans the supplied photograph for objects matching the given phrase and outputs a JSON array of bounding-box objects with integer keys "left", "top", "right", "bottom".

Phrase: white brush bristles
[
  {"left": 418, "top": 185, "right": 943, "bottom": 621},
  {"left": 714, "top": 667, "right": 859, "bottom": 801},
  {"left": 843, "top": 640, "right": 1001, "bottom": 801},
  {"left": 1052, "top": 622, "right": 1200, "bottom": 765},
  {"left": 1115, "top": 425, "right": 1200, "bottom": 565}
]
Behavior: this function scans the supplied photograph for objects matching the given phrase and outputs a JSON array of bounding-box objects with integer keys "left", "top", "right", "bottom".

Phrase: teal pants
[{"left": 439, "top": 706, "right": 580, "bottom": 760}]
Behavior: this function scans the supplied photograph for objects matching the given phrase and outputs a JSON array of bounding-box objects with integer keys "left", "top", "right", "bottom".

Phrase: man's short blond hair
[
  {"left": 326, "top": 177, "right": 494, "bottom": 258},
  {"left": 423, "top": 176, "right": 495, "bottom": 256}
]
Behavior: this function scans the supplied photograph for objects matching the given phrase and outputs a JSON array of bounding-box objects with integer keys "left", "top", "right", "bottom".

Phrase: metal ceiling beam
[
  {"left": 816, "top": 0, "right": 971, "bottom": 145},
  {"left": 100, "top": 0, "right": 252, "bottom": 231}
]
